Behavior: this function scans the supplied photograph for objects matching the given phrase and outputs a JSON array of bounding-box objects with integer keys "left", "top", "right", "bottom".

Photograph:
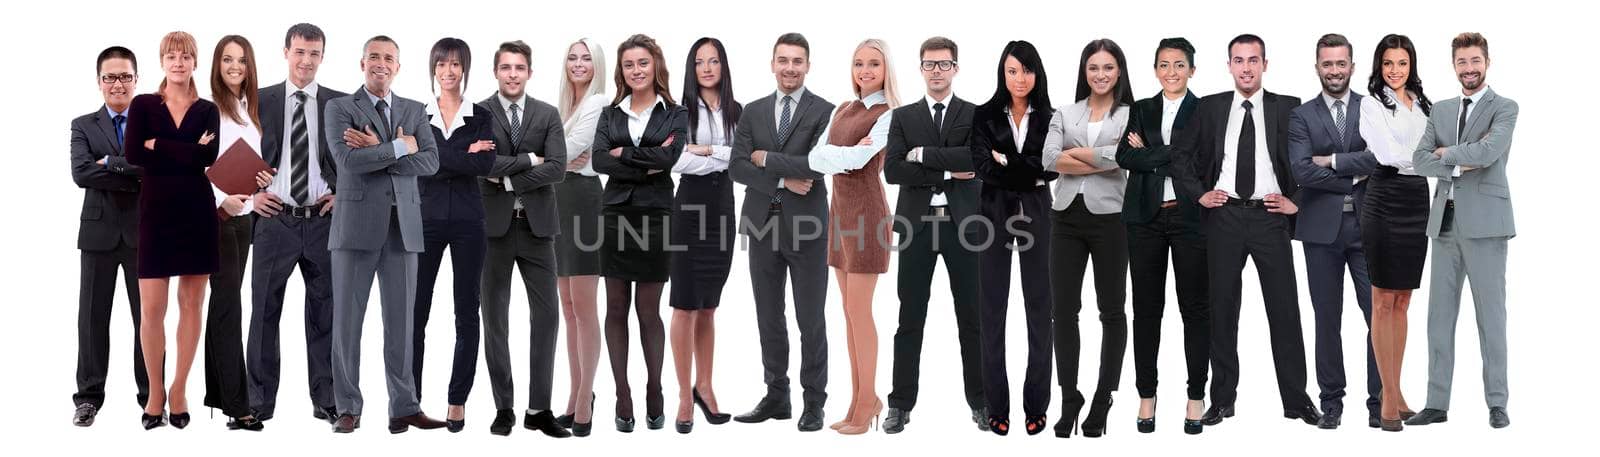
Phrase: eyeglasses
[
  {"left": 921, "top": 60, "right": 957, "bottom": 71},
  {"left": 100, "top": 73, "right": 136, "bottom": 85}
]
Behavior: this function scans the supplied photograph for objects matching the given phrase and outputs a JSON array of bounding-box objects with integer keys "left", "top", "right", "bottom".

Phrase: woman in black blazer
[
  {"left": 969, "top": 40, "right": 1057, "bottom": 437},
  {"left": 411, "top": 38, "right": 497, "bottom": 433},
  {"left": 590, "top": 33, "right": 688, "bottom": 432},
  {"left": 125, "top": 31, "right": 220, "bottom": 431}
]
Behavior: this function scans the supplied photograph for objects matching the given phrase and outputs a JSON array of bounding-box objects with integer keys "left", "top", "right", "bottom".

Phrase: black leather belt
[
  {"left": 1224, "top": 197, "right": 1265, "bottom": 208},
  {"left": 283, "top": 204, "right": 322, "bottom": 218},
  {"left": 512, "top": 208, "right": 529, "bottom": 219}
]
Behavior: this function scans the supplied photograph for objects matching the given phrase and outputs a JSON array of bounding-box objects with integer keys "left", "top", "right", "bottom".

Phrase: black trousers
[
  {"left": 977, "top": 187, "right": 1052, "bottom": 418},
  {"left": 74, "top": 240, "right": 152, "bottom": 409},
  {"left": 204, "top": 216, "right": 253, "bottom": 417},
  {"left": 747, "top": 208, "right": 830, "bottom": 405},
  {"left": 1304, "top": 210, "right": 1379, "bottom": 417},
  {"left": 481, "top": 217, "right": 560, "bottom": 411},
  {"left": 1128, "top": 205, "right": 1209, "bottom": 400},
  {"left": 412, "top": 219, "right": 485, "bottom": 406},
  {"left": 1050, "top": 196, "right": 1129, "bottom": 402},
  {"left": 1205, "top": 204, "right": 1315, "bottom": 411},
  {"left": 888, "top": 216, "right": 985, "bottom": 412},
  {"left": 247, "top": 212, "right": 336, "bottom": 418}
]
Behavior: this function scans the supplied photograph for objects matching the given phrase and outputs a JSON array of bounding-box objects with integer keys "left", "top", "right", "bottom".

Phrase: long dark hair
[
  {"left": 211, "top": 35, "right": 261, "bottom": 131},
  {"left": 1367, "top": 34, "right": 1432, "bottom": 116},
  {"left": 681, "top": 37, "right": 742, "bottom": 144},
  {"left": 1074, "top": 38, "right": 1135, "bottom": 106},
  {"left": 980, "top": 40, "right": 1050, "bottom": 113}
]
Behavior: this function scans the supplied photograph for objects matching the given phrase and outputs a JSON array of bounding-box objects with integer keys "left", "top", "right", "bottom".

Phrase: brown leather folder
[{"left": 207, "top": 138, "right": 269, "bottom": 195}]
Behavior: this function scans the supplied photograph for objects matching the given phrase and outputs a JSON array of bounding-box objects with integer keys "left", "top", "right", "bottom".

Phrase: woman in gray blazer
[{"left": 1040, "top": 38, "right": 1134, "bottom": 438}]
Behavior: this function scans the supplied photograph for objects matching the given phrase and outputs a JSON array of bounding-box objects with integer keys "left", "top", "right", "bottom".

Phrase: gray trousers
[
  {"left": 331, "top": 215, "right": 422, "bottom": 417},
  {"left": 747, "top": 209, "right": 830, "bottom": 405},
  {"left": 480, "top": 219, "right": 560, "bottom": 411},
  {"left": 1424, "top": 226, "right": 1510, "bottom": 411}
]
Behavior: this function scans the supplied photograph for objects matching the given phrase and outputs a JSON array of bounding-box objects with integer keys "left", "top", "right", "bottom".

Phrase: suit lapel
[
  {"left": 351, "top": 90, "right": 390, "bottom": 141},
  {"left": 991, "top": 108, "right": 1017, "bottom": 154},
  {"left": 778, "top": 91, "right": 817, "bottom": 149},
  {"left": 514, "top": 95, "right": 536, "bottom": 145},
  {"left": 641, "top": 102, "right": 669, "bottom": 145},
  {"left": 1463, "top": 89, "right": 1495, "bottom": 143},
  {"left": 1310, "top": 96, "right": 1345, "bottom": 150},
  {"left": 93, "top": 108, "right": 121, "bottom": 153},
  {"left": 1173, "top": 92, "right": 1198, "bottom": 134},
  {"left": 940, "top": 97, "right": 966, "bottom": 142}
]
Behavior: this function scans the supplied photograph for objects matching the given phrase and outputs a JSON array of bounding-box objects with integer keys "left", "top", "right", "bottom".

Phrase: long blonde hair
[
  {"left": 157, "top": 31, "right": 200, "bottom": 101},
  {"left": 852, "top": 38, "right": 901, "bottom": 107},
  {"left": 557, "top": 38, "right": 607, "bottom": 122}
]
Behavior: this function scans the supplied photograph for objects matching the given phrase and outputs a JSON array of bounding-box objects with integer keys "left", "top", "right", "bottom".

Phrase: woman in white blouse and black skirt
[{"left": 1357, "top": 33, "right": 1432, "bottom": 432}]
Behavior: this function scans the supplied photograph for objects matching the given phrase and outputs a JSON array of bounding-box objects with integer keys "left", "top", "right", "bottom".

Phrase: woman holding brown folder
[{"left": 201, "top": 34, "right": 266, "bottom": 431}]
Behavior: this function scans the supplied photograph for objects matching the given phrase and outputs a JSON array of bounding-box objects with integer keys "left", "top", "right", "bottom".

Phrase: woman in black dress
[
  {"left": 666, "top": 37, "right": 740, "bottom": 434},
  {"left": 125, "top": 31, "right": 220, "bottom": 430},
  {"left": 411, "top": 37, "right": 497, "bottom": 433},
  {"left": 591, "top": 34, "right": 688, "bottom": 433},
  {"left": 1356, "top": 34, "right": 1432, "bottom": 432}
]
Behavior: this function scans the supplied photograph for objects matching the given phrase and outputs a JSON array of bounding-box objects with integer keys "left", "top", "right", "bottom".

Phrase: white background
[{"left": 2, "top": 0, "right": 1590, "bottom": 454}]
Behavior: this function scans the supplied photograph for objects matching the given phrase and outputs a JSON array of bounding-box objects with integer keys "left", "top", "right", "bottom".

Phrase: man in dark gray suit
[
  {"left": 245, "top": 23, "right": 348, "bottom": 424},
  {"left": 1407, "top": 33, "right": 1517, "bottom": 430},
  {"left": 1287, "top": 33, "right": 1380, "bottom": 430},
  {"left": 881, "top": 36, "right": 986, "bottom": 434},
  {"left": 323, "top": 35, "right": 444, "bottom": 434},
  {"left": 69, "top": 46, "right": 151, "bottom": 427},
  {"left": 474, "top": 40, "right": 570, "bottom": 438},
  {"left": 730, "top": 33, "right": 835, "bottom": 432}
]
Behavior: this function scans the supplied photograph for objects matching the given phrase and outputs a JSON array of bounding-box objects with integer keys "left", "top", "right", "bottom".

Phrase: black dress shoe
[
  {"left": 1369, "top": 414, "right": 1381, "bottom": 429},
  {"left": 1489, "top": 407, "right": 1510, "bottom": 429},
  {"left": 1404, "top": 408, "right": 1447, "bottom": 426},
  {"left": 692, "top": 387, "right": 732, "bottom": 424},
  {"left": 882, "top": 408, "right": 909, "bottom": 434},
  {"left": 73, "top": 403, "right": 98, "bottom": 427},
  {"left": 313, "top": 405, "right": 337, "bottom": 424},
  {"left": 734, "top": 397, "right": 792, "bottom": 423},
  {"left": 332, "top": 414, "right": 360, "bottom": 433},
  {"left": 1317, "top": 412, "right": 1341, "bottom": 429},
  {"left": 676, "top": 419, "right": 693, "bottom": 434},
  {"left": 168, "top": 412, "right": 191, "bottom": 429},
  {"left": 226, "top": 416, "right": 265, "bottom": 431},
  {"left": 572, "top": 420, "right": 592, "bottom": 437},
  {"left": 141, "top": 411, "right": 167, "bottom": 430},
  {"left": 615, "top": 416, "right": 635, "bottom": 433},
  {"left": 1284, "top": 405, "right": 1321, "bottom": 426},
  {"left": 1081, "top": 393, "right": 1112, "bottom": 438},
  {"left": 972, "top": 407, "right": 990, "bottom": 432},
  {"left": 797, "top": 403, "right": 824, "bottom": 432},
  {"left": 446, "top": 418, "right": 465, "bottom": 433},
  {"left": 1200, "top": 404, "right": 1234, "bottom": 426},
  {"left": 524, "top": 410, "right": 573, "bottom": 437},
  {"left": 489, "top": 409, "right": 516, "bottom": 436}
]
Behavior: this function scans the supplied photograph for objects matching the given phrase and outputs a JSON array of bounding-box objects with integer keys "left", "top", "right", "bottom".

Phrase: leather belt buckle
[
  {"left": 929, "top": 206, "right": 949, "bottom": 218},
  {"left": 512, "top": 208, "right": 528, "bottom": 219}
]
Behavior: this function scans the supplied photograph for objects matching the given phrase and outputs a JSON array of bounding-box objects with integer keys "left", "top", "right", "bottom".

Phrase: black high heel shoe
[
  {"left": 1025, "top": 415, "right": 1047, "bottom": 436},
  {"left": 226, "top": 416, "right": 264, "bottom": 431},
  {"left": 558, "top": 394, "right": 595, "bottom": 429},
  {"left": 693, "top": 386, "right": 732, "bottom": 424},
  {"left": 1054, "top": 394, "right": 1084, "bottom": 438},
  {"left": 988, "top": 415, "right": 1009, "bottom": 436},
  {"left": 169, "top": 412, "right": 191, "bottom": 429},
  {"left": 141, "top": 411, "right": 167, "bottom": 430},
  {"left": 615, "top": 416, "right": 635, "bottom": 433},
  {"left": 676, "top": 419, "right": 694, "bottom": 434},
  {"left": 646, "top": 415, "right": 665, "bottom": 430},
  {"left": 572, "top": 420, "right": 593, "bottom": 437},
  {"left": 1081, "top": 392, "right": 1113, "bottom": 438},
  {"left": 1136, "top": 397, "right": 1156, "bottom": 433}
]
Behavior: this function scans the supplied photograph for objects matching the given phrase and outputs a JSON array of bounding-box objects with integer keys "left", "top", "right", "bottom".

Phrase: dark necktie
[
  {"left": 290, "top": 91, "right": 311, "bottom": 204},
  {"left": 1333, "top": 99, "right": 1347, "bottom": 141},
  {"left": 932, "top": 102, "right": 946, "bottom": 133},
  {"left": 112, "top": 114, "right": 126, "bottom": 148},
  {"left": 1458, "top": 98, "right": 1473, "bottom": 143},
  {"left": 509, "top": 102, "right": 522, "bottom": 142},
  {"left": 374, "top": 99, "right": 392, "bottom": 138},
  {"left": 776, "top": 95, "right": 794, "bottom": 145},
  {"left": 1236, "top": 99, "right": 1256, "bottom": 200}
]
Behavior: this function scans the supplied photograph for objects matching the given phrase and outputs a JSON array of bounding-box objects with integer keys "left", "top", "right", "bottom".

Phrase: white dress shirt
[
  {"left": 425, "top": 97, "right": 473, "bottom": 140},
  {"left": 1217, "top": 90, "right": 1279, "bottom": 199},
  {"left": 1322, "top": 91, "right": 1363, "bottom": 186},
  {"left": 1081, "top": 120, "right": 1104, "bottom": 194},
  {"left": 618, "top": 94, "right": 665, "bottom": 146},
  {"left": 908, "top": 93, "right": 954, "bottom": 206},
  {"left": 773, "top": 87, "right": 807, "bottom": 190},
  {"left": 212, "top": 96, "right": 261, "bottom": 215},
  {"left": 271, "top": 80, "right": 330, "bottom": 206},
  {"left": 999, "top": 104, "right": 1047, "bottom": 187},
  {"left": 1159, "top": 92, "right": 1184, "bottom": 201},
  {"left": 562, "top": 95, "right": 607, "bottom": 177},
  {"left": 673, "top": 98, "right": 733, "bottom": 175},
  {"left": 363, "top": 87, "right": 408, "bottom": 160},
  {"left": 494, "top": 93, "right": 543, "bottom": 206},
  {"left": 1357, "top": 87, "right": 1425, "bottom": 176},
  {"left": 808, "top": 90, "right": 892, "bottom": 175},
  {"left": 1447, "top": 86, "right": 1488, "bottom": 198}
]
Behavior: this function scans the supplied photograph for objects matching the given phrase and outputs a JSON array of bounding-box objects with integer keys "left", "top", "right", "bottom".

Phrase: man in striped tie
[{"left": 244, "top": 23, "right": 349, "bottom": 425}]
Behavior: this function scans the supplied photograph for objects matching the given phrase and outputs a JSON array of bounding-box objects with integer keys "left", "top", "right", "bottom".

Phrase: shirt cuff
[
  {"left": 909, "top": 147, "right": 923, "bottom": 163},
  {"left": 391, "top": 139, "right": 407, "bottom": 159},
  {"left": 1451, "top": 165, "right": 1462, "bottom": 177}
]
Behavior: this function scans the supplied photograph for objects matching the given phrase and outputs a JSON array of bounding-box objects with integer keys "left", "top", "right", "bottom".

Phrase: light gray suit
[
  {"left": 1411, "top": 87, "right": 1517, "bottom": 411},
  {"left": 325, "top": 86, "right": 440, "bottom": 417},
  {"left": 1042, "top": 101, "right": 1128, "bottom": 213}
]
